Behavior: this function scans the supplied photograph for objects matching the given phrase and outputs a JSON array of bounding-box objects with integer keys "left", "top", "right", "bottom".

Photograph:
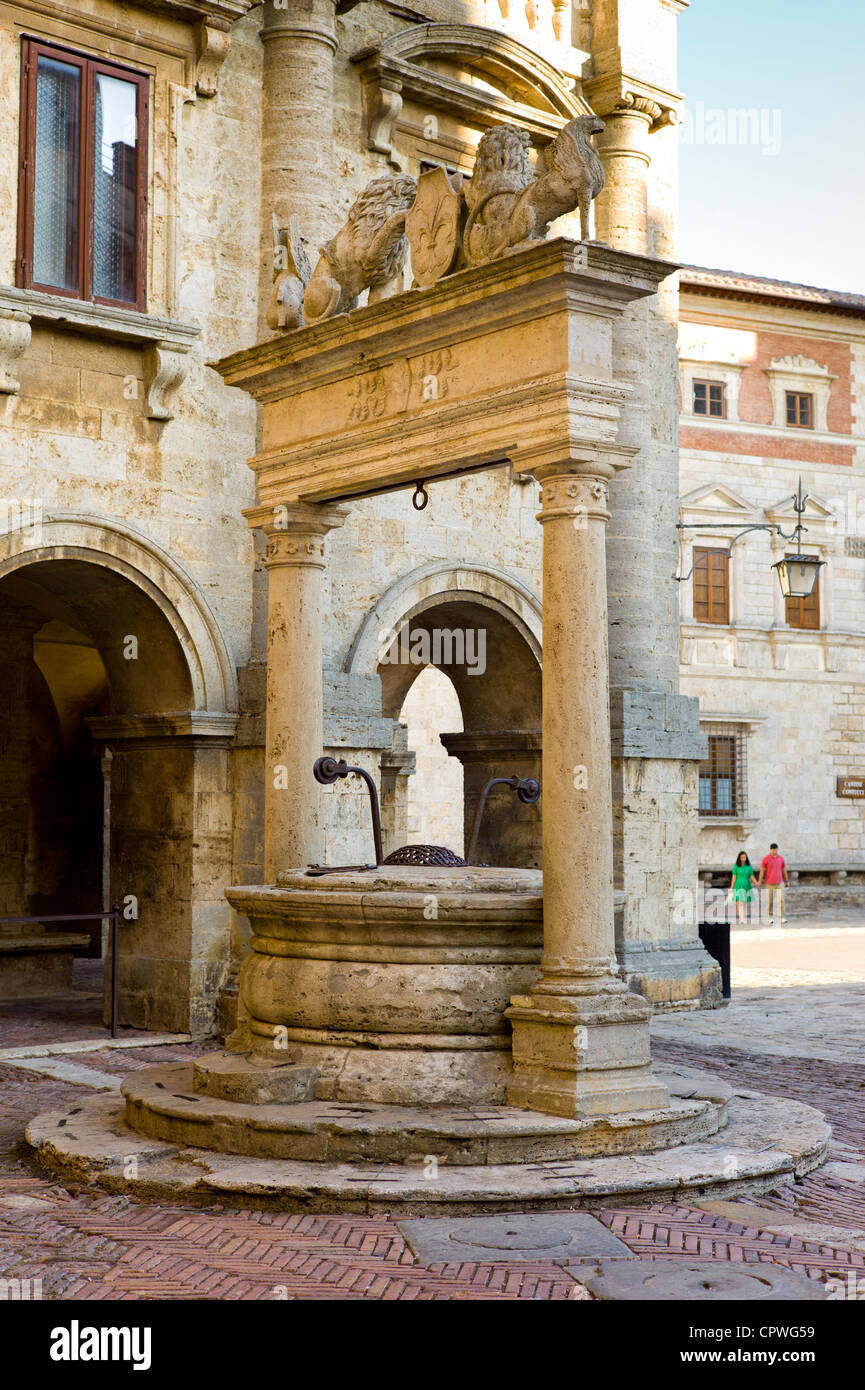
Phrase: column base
[
  {"left": 505, "top": 979, "right": 670, "bottom": 1118},
  {"left": 618, "top": 938, "right": 723, "bottom": 1011}
]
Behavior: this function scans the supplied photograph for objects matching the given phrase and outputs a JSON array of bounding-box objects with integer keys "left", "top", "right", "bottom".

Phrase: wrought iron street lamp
[{"left": 676, "top": 477, "right": 823, "bottom": 597}]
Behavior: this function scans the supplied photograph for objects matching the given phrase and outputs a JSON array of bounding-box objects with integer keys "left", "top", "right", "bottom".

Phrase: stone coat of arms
[{"left": 405, "top": 166, "right": 463, "bottom": 289}]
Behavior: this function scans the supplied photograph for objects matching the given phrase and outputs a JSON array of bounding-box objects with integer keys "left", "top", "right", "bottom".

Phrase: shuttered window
[
  {"left": 785, "top": 554, "right": 820, "bottom": 629},
  {"left": 693, "top": 547, "right": 729, "bottom": 625}
]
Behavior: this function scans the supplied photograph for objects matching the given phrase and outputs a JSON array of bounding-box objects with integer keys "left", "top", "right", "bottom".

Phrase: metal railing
[{"left": 0, "top": 903, "right": 122, "bottom": 1037}]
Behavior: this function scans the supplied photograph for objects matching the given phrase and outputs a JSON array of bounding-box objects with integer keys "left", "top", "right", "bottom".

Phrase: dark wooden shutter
[
  {"left": 785, "top": 559, "right": 820, "bottom": 629},
  {"left": 693, "top": 548, "right": 729, "bottom": 624}
]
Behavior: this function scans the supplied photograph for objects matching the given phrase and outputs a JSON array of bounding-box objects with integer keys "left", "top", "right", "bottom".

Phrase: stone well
[
  {"left": 225, "top": 865, "right": 544, "bottom": 1106},
  {"left": 114, "top": 864, "right": 736, "bottom": 1173}
]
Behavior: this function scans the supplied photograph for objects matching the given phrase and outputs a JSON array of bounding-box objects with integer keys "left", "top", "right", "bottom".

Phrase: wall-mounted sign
[{"left": 837, "top": 776, "right": 865, "bottom": 799}]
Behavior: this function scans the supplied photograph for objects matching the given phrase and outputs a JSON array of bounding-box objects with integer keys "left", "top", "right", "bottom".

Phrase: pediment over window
[
  {"left": 679, "top": 483, "right": 756, "bottom": 521},
  {"left": 765, "top": 490, "right": 837, "bottom": 528},
  {"left": 352, "top": 24, "right": 590, "bottom": 169},
  {"left": 764, "top": 355, "right": 837, "bottom": 431}
]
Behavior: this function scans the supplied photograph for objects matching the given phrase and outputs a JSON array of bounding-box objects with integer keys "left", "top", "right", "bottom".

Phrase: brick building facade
[{"left": 678, "top": 267, "right": 865, "bottom": 907}]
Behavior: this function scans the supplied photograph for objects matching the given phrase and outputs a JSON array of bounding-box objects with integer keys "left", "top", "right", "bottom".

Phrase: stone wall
[{"left": 0, "top": 0, "right": 721, "bottom": 1028}]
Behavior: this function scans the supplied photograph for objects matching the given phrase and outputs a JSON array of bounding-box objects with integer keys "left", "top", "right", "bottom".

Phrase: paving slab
[
  {"left": 397, "top": 1212, "right": 632, "bottom": 1264},
  {"left": 653, "top": 983, "right": 865, "bottom": 1064},
  {"left": 3, "top": 1058, "right": 122, "bottom": 1089},
  {"left": 0, "top": 1033, "right": 192, "bottom": 1061},
  {"left": 582, "top": 1258, "right": 827, "bottom": 1301}
]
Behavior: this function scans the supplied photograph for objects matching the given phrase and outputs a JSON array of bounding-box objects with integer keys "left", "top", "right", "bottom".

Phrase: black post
[{"left": 699, "top": 920, "right": 731, "bottom": 1000}]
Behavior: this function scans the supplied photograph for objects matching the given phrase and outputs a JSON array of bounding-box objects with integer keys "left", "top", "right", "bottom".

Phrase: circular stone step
[
  {"left": 25, "top": 1088, "right": 829, "bottom": 1215},
  {"left": 121, "top": 1062, "right": 725, "bottom": 1164}
]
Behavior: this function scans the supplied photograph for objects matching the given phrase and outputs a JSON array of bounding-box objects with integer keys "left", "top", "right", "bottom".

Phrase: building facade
[
  {"left": 0, "top": 0, "right": 720, "bottom": 1037},
  {"left": 678, "top": 268, "right": 865, "bottom": 910}
]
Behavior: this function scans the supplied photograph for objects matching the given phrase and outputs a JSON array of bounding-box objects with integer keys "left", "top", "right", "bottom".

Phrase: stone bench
[{"left": 0, "top": 930, "right": 91, "bottom": 999}]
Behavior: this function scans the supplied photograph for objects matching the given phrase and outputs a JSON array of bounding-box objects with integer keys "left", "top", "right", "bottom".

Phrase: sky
[{"left": 677, "top": 0, "right": 865, "bottom": 293}]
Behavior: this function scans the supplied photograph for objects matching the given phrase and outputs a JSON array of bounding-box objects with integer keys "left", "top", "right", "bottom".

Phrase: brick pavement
[
  {"left": 3, "top": 928, "right": 865, "bottom": 1301},
  {"left": 2, "top": 1035, "right": 865, "bottom": 1300}
]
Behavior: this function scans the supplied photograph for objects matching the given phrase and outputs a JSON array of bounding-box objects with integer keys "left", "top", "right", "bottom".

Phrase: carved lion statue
[
  {"left": 462, "top": 126, "right": 534, "bottom": 267},
  {"left": 462, "top": 116, "right": 606, "bottom": 268},
  {"left": 304, "top": 175, "right": 418, "bottom": 325},
  {"left": 509, "top": 114, "right": 606, "bottom": 247}
]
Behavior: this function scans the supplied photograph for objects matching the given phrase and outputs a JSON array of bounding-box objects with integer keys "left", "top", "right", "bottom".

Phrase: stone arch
[
  {"left": 361, "top": 24, "right": 591, "bottom": 122},
  {"left": 0, "top": 513, "right": 238, "bottom": 1033},
  {"left": 353, "top": 23, "right": 593, "bottom": 167},
  {"left": 348, "top": 563, "right": 542, "bottom": 867},
  {"left": 347, "top": 561, "right": 542, "bottom": 679},
  {"left": 0, "top": 513, "right": 237, "bottom": 713}
]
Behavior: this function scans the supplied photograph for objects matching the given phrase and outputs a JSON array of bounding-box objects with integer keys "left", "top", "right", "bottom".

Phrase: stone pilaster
[
  {"left": 440, "top": 730, "right": 541, "bottom": 868},
  {"left": 0, "top": 605, "right": 42, "bottom": 917},
  {"left": 245, "top": 501, "right": 349, "bottom": 878},
  {"left": 506, "top": 459, "right": 669, "bottom": 1118},
  {"left": 88, "top": 712, "right": 238, "bottom": 1034},
  {"left": 584, "top": 47, "right": 718, "bottom": 1008}
]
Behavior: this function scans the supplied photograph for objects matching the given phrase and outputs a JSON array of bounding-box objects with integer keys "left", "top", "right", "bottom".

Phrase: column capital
[
  {"left": 519, "top": 443, "right": 638, "bottom": 522},
  {"left": 535, "top": 473, "right": 613, "bottom": 525},
  {"left": 583, "top": 73, "right": 682, "bottom": 133},
  {"left": 244, "top": 501, "right": 349, "bottom": 569},
  {"left": 87, "top": 712, "right": 238, "bottom": 749},
  {"left": 2, "top": 601, "right": 45, "bottom": 636}
]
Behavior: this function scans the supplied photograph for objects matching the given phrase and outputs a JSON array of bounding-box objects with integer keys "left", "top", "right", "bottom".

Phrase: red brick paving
[{"left": 1, "top": 1038, "right": 864, "bottom": 1300}]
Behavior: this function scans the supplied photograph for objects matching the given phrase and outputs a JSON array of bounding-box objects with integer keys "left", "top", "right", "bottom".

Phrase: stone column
[
  {"left": 506, "top": 456, "right": 669, "bottom": 1118},
  {"left": 259, "top": 0, "right": 337, "bottom": 330},
  {"left": 88, "top": 713, "right": 237, "bottom": 1034},
  {"left": 593, "top": 98, "right": 656, "bottom": 254},
  {"left": 245, "top": 502, "right": 348, "bottom": 878},
  {"left": 582, "top": 70, "right": 719, "bottom": 1009}
]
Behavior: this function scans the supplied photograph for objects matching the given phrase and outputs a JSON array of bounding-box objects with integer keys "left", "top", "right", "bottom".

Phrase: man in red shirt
[{"left": 758, "top": 843, "right": 789, "bottom": 923}]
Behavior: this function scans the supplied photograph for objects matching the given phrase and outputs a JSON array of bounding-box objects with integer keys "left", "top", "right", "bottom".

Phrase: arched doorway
[
  {"left": 364, "top": 571, "right": 543, "bottom": 867},
  {"left": 398, "top": 666, "right": 464, "bottom": 851},
  {"left": 0, "top": 519, "right": 237, "bottom": 1033}
]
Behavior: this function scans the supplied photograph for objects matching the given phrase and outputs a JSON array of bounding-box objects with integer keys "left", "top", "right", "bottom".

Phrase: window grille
[{"left": 699, "top": 726, "right": 749, "bottom": 817}]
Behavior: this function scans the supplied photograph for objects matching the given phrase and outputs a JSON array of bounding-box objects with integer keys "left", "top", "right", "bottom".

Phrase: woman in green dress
[{"left": 729, "top": 851, "right": 757, "bottom": 924}]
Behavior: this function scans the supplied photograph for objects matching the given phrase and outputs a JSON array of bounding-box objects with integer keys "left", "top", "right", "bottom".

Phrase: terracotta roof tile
[{"left": 680, "top": 266, "right": 865, "bottom": 316}]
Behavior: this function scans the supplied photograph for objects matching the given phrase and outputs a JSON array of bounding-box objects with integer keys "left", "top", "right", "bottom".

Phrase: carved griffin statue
[
  {"left": 266, "top": 214, "right": 311, "bottom": 332},
  {"left": 303, "top": 175, "right": 418, "bottom": 325},
  {"left": 462, "top": 115, "right": 606, "bottom": 269}
]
